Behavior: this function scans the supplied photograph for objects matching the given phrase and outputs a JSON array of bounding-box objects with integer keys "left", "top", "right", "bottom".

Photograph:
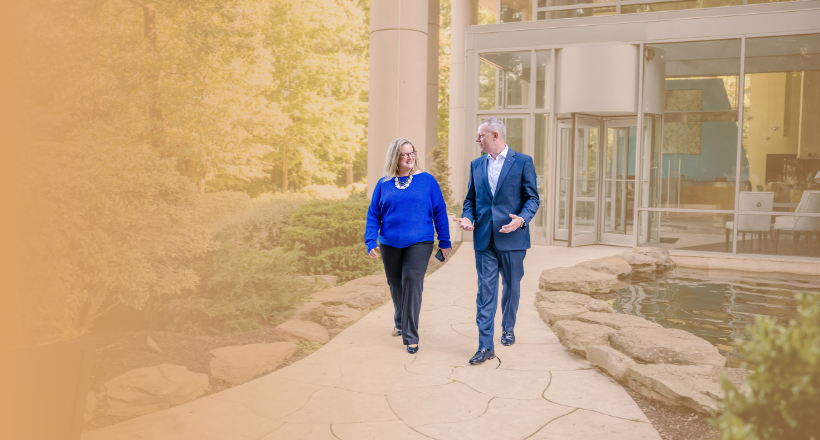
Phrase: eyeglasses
[{"left": 399, "top": 152, "right": 416, "bottom": 158}]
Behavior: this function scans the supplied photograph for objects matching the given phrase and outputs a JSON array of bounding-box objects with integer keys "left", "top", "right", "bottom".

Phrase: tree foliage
[
  {"left": 715, "top": 293, "right": 820, "bottom": 440},
  {"left": 9, "top": 137, "right": 212, "bottom": 345}
]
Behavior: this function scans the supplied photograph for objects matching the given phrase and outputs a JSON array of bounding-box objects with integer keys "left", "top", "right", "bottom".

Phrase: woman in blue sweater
[{"left": 365, "top": 138, "right": 452, "bottom": 354}]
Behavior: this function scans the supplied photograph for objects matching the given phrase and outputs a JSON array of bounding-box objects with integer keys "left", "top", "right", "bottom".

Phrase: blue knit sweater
[{"left": 365, "top": 172, "right": 451, "bottom": 253}]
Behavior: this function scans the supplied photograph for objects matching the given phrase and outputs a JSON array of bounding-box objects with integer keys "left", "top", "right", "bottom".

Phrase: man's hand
[
  {"left": 368, "top": 247, "right": 380, "bottom": 258},
  {"left": 453, "top": 217, "right": 474, "bottom": 231},
  {"left": 500, "top": 214, "right": 523, "bottom": 233}
]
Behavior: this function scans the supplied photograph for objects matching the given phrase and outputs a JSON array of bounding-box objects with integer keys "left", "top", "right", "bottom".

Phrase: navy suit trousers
[{"left": 474, "top": 232, "right": 526, "bottom": 350}]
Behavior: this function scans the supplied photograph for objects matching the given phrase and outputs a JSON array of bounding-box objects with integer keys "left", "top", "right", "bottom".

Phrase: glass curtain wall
[
  {"left": 638, "top": 35, "right": 820, "bottom": 257},
  {"left": 639, "top": 39, "right": 742, "bottom": 252},
  {"left": 478, "top": 50, "right": 552, "bottom": 240},
  {"left": 497, "top": 0, "right": 802, "bottom": 23},
  {"left": 739, "top": 34, "right": 820, "bottom": 257}
]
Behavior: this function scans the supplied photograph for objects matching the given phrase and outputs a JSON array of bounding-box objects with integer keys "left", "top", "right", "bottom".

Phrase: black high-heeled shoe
[{"left": 406, "top": 345, "right": 418, "bottom": 354}]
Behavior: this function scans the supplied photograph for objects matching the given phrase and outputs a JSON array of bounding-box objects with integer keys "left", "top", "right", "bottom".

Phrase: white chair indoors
[
  {"left": 773, "top": 191, "right": 820, "bottom": 255},
  {"left": 726, "top": 191, "right": 774, "bottom": 252}
]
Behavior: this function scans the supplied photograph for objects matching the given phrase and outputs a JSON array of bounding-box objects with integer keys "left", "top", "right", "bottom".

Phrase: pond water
[{"left": 611, "top": 267, "right": 820, "bottom": 367}]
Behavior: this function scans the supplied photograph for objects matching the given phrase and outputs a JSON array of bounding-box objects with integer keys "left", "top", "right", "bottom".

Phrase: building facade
[{"left": 454, "top": 0, "right": 820, "bottom": 259}]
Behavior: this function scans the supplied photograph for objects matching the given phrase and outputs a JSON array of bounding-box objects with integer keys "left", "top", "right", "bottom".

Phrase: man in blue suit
[{"left": 454, "top": 117, "right": 540, "bottom": 365}]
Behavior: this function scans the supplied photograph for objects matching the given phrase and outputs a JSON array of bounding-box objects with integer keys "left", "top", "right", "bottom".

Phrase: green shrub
[
  {"left": 714, "top": 292, "right": 820, "bottom": 440},
  {"left": 282, "top": 199, "right": 382, "bottom": 282},
  {"left": 196, "top": 191, "right": 253, "bottom": 225},
  {"left": 214, "top": 193, "right": 310, "bottom": 249},
  {"left": 150, "top": 245, "right": 314, "bottom": 334}
]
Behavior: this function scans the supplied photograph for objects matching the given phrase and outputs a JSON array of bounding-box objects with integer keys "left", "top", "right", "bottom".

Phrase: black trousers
[{"left": 380, "top": 241, "right": 433, "bottom": 345}]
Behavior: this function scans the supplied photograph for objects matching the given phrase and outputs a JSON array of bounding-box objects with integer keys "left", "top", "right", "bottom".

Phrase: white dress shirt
[{"left": 487, "top": 145, "right": 509, "bottom": 196}]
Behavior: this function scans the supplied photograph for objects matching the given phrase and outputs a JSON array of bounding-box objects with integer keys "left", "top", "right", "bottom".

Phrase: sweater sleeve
[
  {"left": 430, "top": 176, "right": 452, "bottom": 249},
  {"left": 364, "top": 182, "right": 382, "bottom": 254}
]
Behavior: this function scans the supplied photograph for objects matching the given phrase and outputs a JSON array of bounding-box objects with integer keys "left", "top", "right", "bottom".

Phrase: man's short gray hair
[{"left": 481, "top": 117, "right": 506, "bottom": 141}]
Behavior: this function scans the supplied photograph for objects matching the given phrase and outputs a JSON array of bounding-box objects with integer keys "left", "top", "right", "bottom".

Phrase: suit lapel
[
  {"left": 479, "top": 156, "right": 492, "bottom": 198},
  {"left": 495, "top": 149, "right": 516, "bottom": 195}
]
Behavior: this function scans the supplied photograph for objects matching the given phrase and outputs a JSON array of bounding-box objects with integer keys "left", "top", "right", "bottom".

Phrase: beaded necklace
[{"left": 394, "top": 173, "right": 413, "bottom": 190}]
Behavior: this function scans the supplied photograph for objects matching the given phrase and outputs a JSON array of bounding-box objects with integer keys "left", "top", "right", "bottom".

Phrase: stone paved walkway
[{"left": 83, "top": 243, "right": 661, "bottom": 440}]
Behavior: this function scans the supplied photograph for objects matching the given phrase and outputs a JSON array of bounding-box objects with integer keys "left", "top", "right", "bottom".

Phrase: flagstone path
[{"left": 83, "top": 243, "right": 661, "bottom": 440}]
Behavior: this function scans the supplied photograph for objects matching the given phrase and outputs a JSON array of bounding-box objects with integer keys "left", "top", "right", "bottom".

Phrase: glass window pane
[
  {"left": 642, "top": 40, "right": 742, "bottom": 211},
  {"left": 638, "top": 211, "right": 734, "bottom": 253},
  {"left": 538, "top": 6, "right": 615, "bottom": 19},
  {"left": 501, "top": 0, "right": 533, "bottom": 22},
  {"left": 479, "top": 52, "right": 531, "bottom": 111},
  {"left": 534, "top": 114, "right": 550, "bottom": 235},
  {"left": 622, "top": 0, "right": 742, "bottom": 14},
  {"left": 741, "top": 34, "right": 820, "bottom": 256},
  {"left": 535, "top": 51, "right": 551, "bottom": 109}
]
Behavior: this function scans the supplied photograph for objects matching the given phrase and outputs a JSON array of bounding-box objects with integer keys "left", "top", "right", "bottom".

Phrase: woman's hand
[
  {"left": 368, "top": 247, "right": 380, "bottom": 258},
  {"left": 441, "top": 247, "right": 452, "bottom": 260}
]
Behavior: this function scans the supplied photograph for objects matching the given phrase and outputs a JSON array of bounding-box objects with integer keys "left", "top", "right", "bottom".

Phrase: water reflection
[{"left": 612, "top": 267, "right": 820, "bottom": 367}]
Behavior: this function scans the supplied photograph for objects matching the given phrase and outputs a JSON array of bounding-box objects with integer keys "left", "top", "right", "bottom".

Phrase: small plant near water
[
  {"left": 714, "top": 292, "right": 820, "bottom": 440},
  {"left": 298, "top": 341, "right": 323, "bottom": 355}
]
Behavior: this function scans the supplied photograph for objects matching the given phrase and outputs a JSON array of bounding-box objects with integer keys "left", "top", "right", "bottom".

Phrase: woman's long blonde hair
[{"left": 382, "top": 137, "right": 422, "bottom": 182}]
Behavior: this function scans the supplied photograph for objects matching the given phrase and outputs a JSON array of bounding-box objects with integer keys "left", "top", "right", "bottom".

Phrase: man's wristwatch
[{"left": 519, "top": 218, "right": 526, "bottom": 229}]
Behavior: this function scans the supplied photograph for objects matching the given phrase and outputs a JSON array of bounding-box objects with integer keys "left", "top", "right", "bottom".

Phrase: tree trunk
[{"left": 346, "top": 160, "right": 353, "bottom": 186}]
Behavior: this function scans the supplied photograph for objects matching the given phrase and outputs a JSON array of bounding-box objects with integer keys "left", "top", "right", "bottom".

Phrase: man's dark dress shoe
[
  {"left": 407, "top": 345, "right": 419, "bottom": 354},
  {"left": 501, "top": 331, "right": 515, "bottom": 346},
  {"left": 469, "top": 349, "right": 495, "bottom": 365},
  {"left": 392, "top": 327, "right": 402, "bottom": 337}
]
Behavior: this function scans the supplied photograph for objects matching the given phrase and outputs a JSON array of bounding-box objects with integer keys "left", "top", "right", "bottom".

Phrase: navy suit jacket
[{"left": 462, "top": 148, "right": 540, "bottom": 251}]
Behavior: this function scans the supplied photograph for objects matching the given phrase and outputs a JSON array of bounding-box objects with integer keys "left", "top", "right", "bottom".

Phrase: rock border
[{"left": 535, "top": 247, "right": 749, "bottom": 415}]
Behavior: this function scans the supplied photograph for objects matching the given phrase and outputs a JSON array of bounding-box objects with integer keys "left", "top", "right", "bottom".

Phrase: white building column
[
  {"left": 448, "top": 0, "right": 478, "bottom": 204},
  {"left": 367, "top": 0, "right": 429, "bottom": 198},
  {"left": 425, "top": 0, "right": 440, "bottom": 171}
]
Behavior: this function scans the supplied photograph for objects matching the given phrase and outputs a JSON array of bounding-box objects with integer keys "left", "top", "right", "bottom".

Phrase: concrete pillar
[
  {"left": 448, "top": 0, "right": 478, "bottom": 204},
  {"left": 425, "top": 0, "right": 440, "bottom": 171},
  {"left": 367, "top": 0, "right": 430, "bottom": 198}
]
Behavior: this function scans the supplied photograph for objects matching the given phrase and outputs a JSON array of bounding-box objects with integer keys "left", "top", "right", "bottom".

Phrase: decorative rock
[
  {"left": 104, "top": 364, "right": 209, "bottom": 417},
  {"left": 536, "top": 301, "right": 587, "bottom": 326},
  {"left": 342, "top": 274, "right": 387, "bottom": 287},
  {"left": 625, "top": 364, "right": 725, "bottom": 415},
  {"left": 325, "top": 305, "right": 363, "bottom": 327},
  {"left": 539, "top": 267, "right": 620, "bottom": 295},
  {"left": 586, "top": 345, "right": 636, "bottom": 381},
  {"left": 210, "top": 342, "right": 297, "bottom": 386},
  {"left": 311, "top": 281, "right": 389, "bottom": 310},
  {"left": 576, "top": 312, "right": 663, "bottom": 330},
  {"left": 299, "top": 274, "right": 338, "bottom": 287},
  {"left": 553, "top": 321, "right": 615, "bottom": 357},
  {"left": 615, "top": 253, "right": 656, "bottom": 273},
  {"left": 536, "top": 290, "right": 596, "bottom": 307},
  {"left": 145, "top": 335, "right": 161, "bottom": 353},
  {"left": 345, "top": 288, "right": 390, "bottom": 309},
  {"left": 273, "top": 319, "right": 330, "bottom": 345},
  {"left": 585, "top": 299, "right": 615, "bottom": 313},
  {"left": 575, "top": 256, "right": 633, "bottom": 278},
  {"left": 633, "top": 247, "right": 676, "bottom": 272},
  {"left": 609, "top": 327, "right": 726, "bottom": 367},
  {"left": 84, "top": 391, "right": 97, "bottom": 423},
  {"left": 291, "top": 301, "right": 326, "bottom": 322}
]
